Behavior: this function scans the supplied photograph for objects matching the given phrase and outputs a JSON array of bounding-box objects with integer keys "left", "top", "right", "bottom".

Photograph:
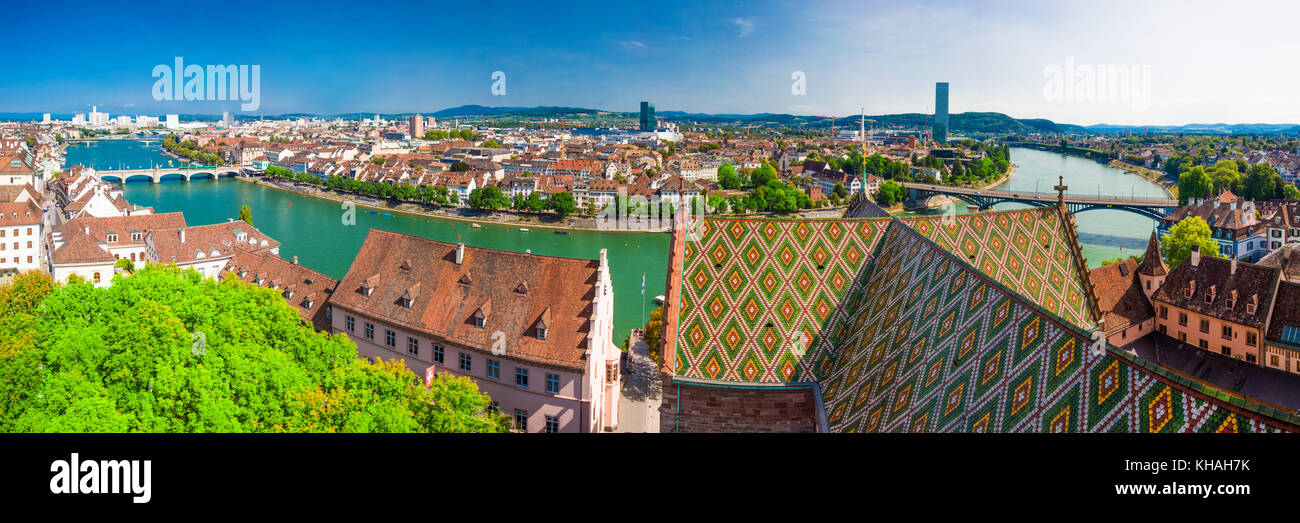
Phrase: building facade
[{"left": 329, "top": 230, "right": 620, "bottom": 433}]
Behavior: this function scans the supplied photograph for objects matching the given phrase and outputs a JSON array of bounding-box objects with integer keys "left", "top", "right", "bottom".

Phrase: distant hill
[{"left": 5, "top": 106, "right": 1296, "bottom": 135}]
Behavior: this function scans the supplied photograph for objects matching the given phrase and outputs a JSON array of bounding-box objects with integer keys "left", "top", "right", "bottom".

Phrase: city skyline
[{"left": 5, "top": 0, "right": 1300, "bottom": 126}]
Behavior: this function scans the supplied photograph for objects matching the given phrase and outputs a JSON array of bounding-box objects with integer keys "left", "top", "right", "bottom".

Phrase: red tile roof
[{"left": 331, "top": 229, "right": 600, "bottom": 370}]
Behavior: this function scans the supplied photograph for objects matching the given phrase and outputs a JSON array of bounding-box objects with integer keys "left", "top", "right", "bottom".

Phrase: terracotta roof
[
  {"left": 1135, "top": 231, "right": 1167, "bottom": 276},
  {"left": 59, "top": 212, "right": 187, "bottom": 248},
  {"left": 150, "top": 221, "right": 279, "bottom": 265},
  {"left": 1088, "top": 259, "right": 1154, "bottom": 332},
  {"left": 331, "top": 229, "right": 601, "bottom": 370},
  {"left": 224, "top": 250, "right": 338, "bottom": 331},
  {"left": 0, "top": 200, "right": 42, "bottom": 225},
  {"left": 1151, "top": 252, "right": 1280, "bottom": 329},
  {"left": 1266, "top": 281, "right": 1300, "bottom": 345},
  {"left": 51, "top": 227, "right": 115, "bottom": 264}
]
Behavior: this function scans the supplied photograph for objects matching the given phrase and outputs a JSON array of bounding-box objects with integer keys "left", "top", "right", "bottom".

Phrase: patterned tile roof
[
  {"left": 670, "top": 209, "right": 1297, "bottom": 432},
  {"left": 677, "top": 217, "right": 890, "bottom": 382},
  {"left": 902, "top": 208, "right": 1096, "bottom": 328}
]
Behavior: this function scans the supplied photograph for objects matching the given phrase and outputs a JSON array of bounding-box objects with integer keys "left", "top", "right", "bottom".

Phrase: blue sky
[{"left": 4, "top": 0, "right": 1297, "bottom": 125}]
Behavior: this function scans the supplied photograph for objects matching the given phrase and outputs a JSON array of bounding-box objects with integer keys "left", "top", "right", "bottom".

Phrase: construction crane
[{"left": 742, "top": 124, "right": 759, "bottom": 138}]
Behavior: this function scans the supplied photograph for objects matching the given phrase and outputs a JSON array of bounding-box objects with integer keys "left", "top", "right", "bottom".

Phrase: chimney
[
  {"left": 179, "top": 229, "right": 185, "bottom": 244},
  {"left": 292, "top": 255, "right": 299, "bottom": 265},
  {"left": 1230, "top": 255, "right": 1237, "bottom": 276},
  {"left": 1190, "top": 245, "right": 1200, "bottom": 268},
  {"left": 455, "top": 242, "right": 464, "bottom": 264}
]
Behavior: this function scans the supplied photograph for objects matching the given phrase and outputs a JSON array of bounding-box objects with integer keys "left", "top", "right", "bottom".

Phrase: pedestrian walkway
[{"left": 615, "top": 330, "right": 661, "bottom": 433}]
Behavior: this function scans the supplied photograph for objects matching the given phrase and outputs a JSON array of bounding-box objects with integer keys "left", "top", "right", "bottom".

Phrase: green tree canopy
[
  {"left": 717, "top": 162, "right": 742, "bottom": 190},
  {"left": 0, "top": 269, "right": 508, "bottom": 433},
  {"left": 549, "top": 192, "right": 576, "bottom": 217},
  {"left": 239, "top": 204, "right": 253, "bottom": 226},
  {"left": 1162, "top": 217, "right": 1222, "bottom": 269}
]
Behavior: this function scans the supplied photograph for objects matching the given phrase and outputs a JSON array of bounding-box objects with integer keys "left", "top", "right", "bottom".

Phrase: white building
[
  {"left": 0, "top": 200, "right": 45, "bottom": 278},
  {"left": 166, "top": 114, "right": 180, "bottom": 129}
]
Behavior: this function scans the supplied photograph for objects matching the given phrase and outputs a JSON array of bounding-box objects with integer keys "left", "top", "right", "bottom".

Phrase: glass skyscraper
[
  {"left": 640, "top": 101, "right": 655, "bottom": 132},
  {"left": 933, "top": 82, "right": 949, "bottom": 143}
]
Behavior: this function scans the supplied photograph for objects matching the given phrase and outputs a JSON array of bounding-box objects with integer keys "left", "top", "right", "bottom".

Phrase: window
[
  {"left": 538, "top": 327, "right": 548, "bottom": 340},
  {"left": 1178, "top": 331, "right": 1186, "bottom": 342},
  {"left": 1199, "top": 319, "right": 1209, "bottom": 334},
  {"left": 364, "top": 323, "right": 374, "bottom": 340},
  {"left": 1271, "top": 355, "right": 1280, "bottom": 367},
  {"left": 487, "top": 360, "right": 500, "bottom": 379},
  {"left": 544, "top": 416, "right": 559, "bottom": 433},
  {"left": 473, "top": 315, "right": 485, "bottom": 328},
  {"left": 433, "top": 345, "right": 444, "bottom": 364},
  {"left": 385, "top": 330, "right": 396, "bottom": 347},
  {"left": 1247, "top": 331, "right": 1258, "bottom": 347},
  {"left": 488, "top": 401, "right": 499, "bottom": 414},
  {"left": 546, "top": 373, "right": 560, "bottom": 394},
  {"left": 1198, "top": 339, "right": 1208, "bottom": 350},
  {"left": 1222, "top": 346, "right": 1231, "bottom": 356},
  {"left": 1178, "top": 312, "right": 1187, "bottom": 327},
  {"left": 459, "top": 353, "right": 471, "bottom": 372},
  {"left": 1159, "top": 324, "right": 1167, "bottom": 334},
  {"left": 407, "top": 337, "right": 419, "bottom": 356},
  {"left": 346, "top": 315, "right": 354, "bottom": 332},
  {"left": 1246, "top": 354, "right": 1256, "bottom": 363},
  {"left": 515, "top": 368, "right": 529, "bottom": 388},
  {"left": 1221, "top": 325, "right": 1232, "bottom": 340},
  {"left": 93, "top": 272, "right": 100, "bottom": 283},
  {"left": 514, "top": 410, "right": 528, "bottom": 431},
  {"left": 106, "top": 233, "right": 117, "bottom": 242}
]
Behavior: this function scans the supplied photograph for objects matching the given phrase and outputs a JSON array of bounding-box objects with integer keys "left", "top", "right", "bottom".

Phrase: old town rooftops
[
  {"left": 1088, "top": 258, "right": 1155, "bottom": 332},
  {"left": 331, "top": 229, "right": 602, "bottom": 369},
  {"left": 149, "top": 221, "right": 279, "bottom": 264},
  {"left": 1151, "top": 249, "right": 1281, "bottom": 329}
]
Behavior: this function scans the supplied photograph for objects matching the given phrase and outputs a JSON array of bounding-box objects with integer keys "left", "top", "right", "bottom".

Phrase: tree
[
  {"left": 239, "top": 205, "right": 253, "bottom": 226},
  {"left": 832, "top": 183, "right": 848, "bottom": 199},
  {"left": 467, "top": 186, "right": 508, "bottom": 210},
  {"left": 1243, "top": 164, "right": 1284, "bottom": 201},
  {"left": 450, "top": 162, "right": 471, "bottom": 172},
  {"left": 1284, "top": 184, "right": 1300, "bottom": 200},
  {"left": 0, "top": 268, "right": 508, "bottom": 432},
  {"left": 642, "top": 304, "right": 665, "bottom": 361},
  {"left": 114, "top": 258, "right": 135, "bottom": 273},
  {"left": 549, "top": 192, "right": 576, "bottom": 218},
  {"left": 749, "top": 164, "right": 776, "bottom": 187},
  {"left": 1177, "top": 166, "right": 1212, "bottom": 205},
  {"left": 1162, "top": 217, "right": 1222, "bottom": 269},
  {"left": 717, "top": 162, "right": 742, "bottom": 190},
  {"left": 874, "top": 180, "right": 907, "bottom": 206}
]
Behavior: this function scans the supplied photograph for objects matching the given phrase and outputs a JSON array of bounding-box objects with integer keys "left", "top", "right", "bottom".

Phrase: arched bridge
[
  {"left": 901, "top": 182, "right": 1178, "bottom": 220},
  {"left": 98, "top": 165, "right": 243, "bottom": 184}
]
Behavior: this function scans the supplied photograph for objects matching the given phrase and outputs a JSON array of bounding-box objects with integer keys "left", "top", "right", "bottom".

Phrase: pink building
[
  {"left": 329, "top": 229, "right": 620, "bottom": 432},
  {"left": 409, "top": 114, "right": 424, "bottom": 140}
]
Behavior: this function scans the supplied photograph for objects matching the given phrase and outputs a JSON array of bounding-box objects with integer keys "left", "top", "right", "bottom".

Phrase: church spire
[{"left": 1136, "top": 230, "right": 1168, "bottom": 276}]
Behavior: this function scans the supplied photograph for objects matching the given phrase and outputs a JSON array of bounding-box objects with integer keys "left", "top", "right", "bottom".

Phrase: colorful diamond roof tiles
[
  {"left": 671, "top": 208, "right": 1295, "bottom": 432},
  {"left": 902, "top": 208, "right": 1095, "bottom": 328}
]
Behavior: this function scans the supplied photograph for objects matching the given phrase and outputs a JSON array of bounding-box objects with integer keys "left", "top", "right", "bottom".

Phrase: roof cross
[{"left": 1054, "top": 175, "right": 1068, "bottom": 206}]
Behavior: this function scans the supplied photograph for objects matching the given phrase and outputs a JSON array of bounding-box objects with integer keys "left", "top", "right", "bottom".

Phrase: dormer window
[
  {"left": 106, "top": 233, "right": 117, "bottom": 242},
  {"left": 473, "top": 300, "right": 491, "bottom": 328},
  {"left": 535, "top": 306, "right": 551, "bottom": 340},
  {"left": 131, "top": 232, "right": 142, "bottom": 241},
  {"left": 400, "top": 283, "right": 420, "bottom": 308},
  {"left": 362, "top": 273, "right": 379, "bottom": 297}
]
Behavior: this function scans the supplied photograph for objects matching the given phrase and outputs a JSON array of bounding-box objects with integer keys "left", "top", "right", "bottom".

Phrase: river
[
  {"left": 902, "top": 146, "right": 1166, "bottom": 267},
  {"left": 64, "top": 140, "right": 669, "bottom": 345}
]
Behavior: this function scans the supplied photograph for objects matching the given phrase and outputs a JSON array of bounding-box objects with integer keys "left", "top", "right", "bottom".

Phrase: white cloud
[
  {"left": 731, "top": 18, "right": 754, "bottom": 38},
  {"left": 619, "top": 41, "right": 646, "bottom": 49}
]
